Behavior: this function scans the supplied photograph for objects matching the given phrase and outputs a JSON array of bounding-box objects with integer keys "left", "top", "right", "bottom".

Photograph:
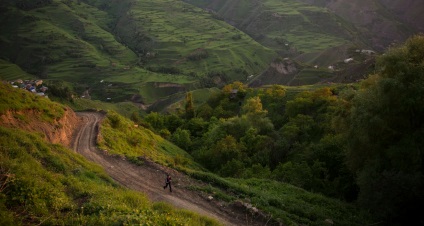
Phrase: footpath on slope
[{"left": 72, "top": 112, "right": 270, "bottom": 226}]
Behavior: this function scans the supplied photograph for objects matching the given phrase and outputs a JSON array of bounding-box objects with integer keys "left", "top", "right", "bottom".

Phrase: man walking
[{"left": 163, "top": 174, "right": 172, "bottom": 192}]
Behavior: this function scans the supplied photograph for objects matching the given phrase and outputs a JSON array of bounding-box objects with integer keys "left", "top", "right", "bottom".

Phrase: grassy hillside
[
  {"left": 0, "top": 60, "right": 34, "bottom": 81},
  {"left": 183, "top": 0, "right": 358, "bottom": 55},
  {"left": 0, "top": 126, "right": 219, "bottom": 225},
  {"left": 116, "top": 0, "right": 276, "bottom": 80},
  {"left": 0, "top": 82, "right": 64, "bottom": 119},
  {"left": 98, "top": 111, "right": 203, "bottom": 170},
  {"left": 0, "top": 0, "right": 276, "bottom": 106},
  {"left": 185, "top": 173, "right": 370, "bottom": 226},
  {"left": 297, "top": 0, "right": 421, "bottom": 50},
  {"left": 0, "top": 82, "right": 219, "bottom": 225}
]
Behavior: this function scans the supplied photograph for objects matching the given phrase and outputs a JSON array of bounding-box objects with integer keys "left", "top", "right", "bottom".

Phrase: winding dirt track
[{"left": 72, "top": 112, "right": 264, "bottom": 226}]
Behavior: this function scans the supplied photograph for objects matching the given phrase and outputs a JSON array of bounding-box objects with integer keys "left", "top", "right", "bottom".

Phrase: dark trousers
[{"left": 164, "top": 182, "right": 172, "bottom": 192}]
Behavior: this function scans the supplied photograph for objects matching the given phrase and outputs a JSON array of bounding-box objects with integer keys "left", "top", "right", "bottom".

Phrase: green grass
[
  {"left": 0, "top": 82, "right": 64, "bottom": 121},
  {"left": 183, "top": 171, "right": 371, "bottom": 226},
  {"left": 70, "top": 98, "right": 141, "bottom": 118},
  {"left": 0, "top": 0, "right": 276, "bottom": 107},
  {"left": 0, "top": 84, "right": 220, "bottom": 225},
  {"left": 289, "top": 68, "right": 334, "bottom": 85},
  {"left": 128, "top": 0, "right": 276, "bottom": 79},
  {"left": 283, "top": 30, "right": 347, "bottom": 53},
  {"left": 261, "top": 0, "right": 350, "bottom": 53},
  {"left": 98, "top": 111, "right": 203, "bottom": 170},
  {"left": 228, "top": 178, "right": 370, "bottom": 226},
  {"left": 0, "top": 126, "right": 220, "bottom": 225},
  {"left": 0, "top": 60, "right": 34, "bottom": 81},
  {"left": 137, "top": 82, "right": 187, "bottom": 104},
  {"left": 185, "top": 0, "right": 355, "bottom": 55}
]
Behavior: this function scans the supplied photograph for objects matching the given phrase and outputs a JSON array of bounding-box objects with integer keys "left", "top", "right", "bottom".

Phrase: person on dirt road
[{"left": 163, "top": 174, "right": 172, "bottom": 192}]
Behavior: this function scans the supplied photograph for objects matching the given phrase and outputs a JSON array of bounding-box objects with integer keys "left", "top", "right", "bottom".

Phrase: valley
[{"left": 1, "top": 0, "right": 424, "bottom": 225}]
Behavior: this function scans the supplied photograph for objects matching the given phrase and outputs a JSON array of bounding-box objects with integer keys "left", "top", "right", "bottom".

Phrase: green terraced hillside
[
  {"left": 0, "top": 0, "right": 276, "bottom": 105},
  {"left": 183, "top": 0, "right": 358, "bottom": 56}
]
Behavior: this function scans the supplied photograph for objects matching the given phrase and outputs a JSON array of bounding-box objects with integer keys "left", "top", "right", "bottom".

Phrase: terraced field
[{"left": 0, "top": 0, "right": 276, "bottom": 105}]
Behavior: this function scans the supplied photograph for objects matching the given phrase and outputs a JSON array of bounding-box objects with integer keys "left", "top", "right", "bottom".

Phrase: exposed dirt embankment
[
  {"left": 250, "top": 59, "right": 299, "bottom": 87},
  {"left": 0, "top": 107, "right": 81, "bottom": 147}
]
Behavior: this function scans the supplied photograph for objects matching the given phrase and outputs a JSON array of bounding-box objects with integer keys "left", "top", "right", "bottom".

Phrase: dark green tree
[
  {"left": 346, "top": 35, "right": 424, "bottom": 224},
  {"left": 185, "top": 92, "right": 195, "bottom": 119},
  {"left": 171, "top": 128, "right": 192, "bottom": 151}
]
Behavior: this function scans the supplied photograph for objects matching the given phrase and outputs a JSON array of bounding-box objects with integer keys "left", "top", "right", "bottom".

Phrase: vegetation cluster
[
  {"left": 0, "top": 0, "right": 423, "bottom": 224},
  {"left": 138, "top": 36, "right": 424, "bottom": 225}
]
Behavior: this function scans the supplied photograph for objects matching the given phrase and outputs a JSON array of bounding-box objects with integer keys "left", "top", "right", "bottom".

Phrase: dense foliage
[
  {"left": 141, "top": 36, "right": 424, "bottom": 225},
  {"left": 144, "top": 82, "right": 355, "bottom": 200},
  {"left": 344, "top": 35, "right": 424, "bottom": 225},
  {"left": 100, "top": 109, "right": 370, "bottom": 225}
]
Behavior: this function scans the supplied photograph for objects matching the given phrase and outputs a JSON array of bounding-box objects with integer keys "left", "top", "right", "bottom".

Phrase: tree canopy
[{"left": 346, "top": 35, "right": 424, "bottom": 224}]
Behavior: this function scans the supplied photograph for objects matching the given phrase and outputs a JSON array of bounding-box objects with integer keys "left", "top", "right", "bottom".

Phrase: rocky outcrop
[
  {"left": 249, "top": 58, "right": 299, "bottom": 87},
  {"left": 0, "top": 107, "right": 81, "bottom": 148},
  {"left": 270, "top": 60, "right": 298, "bottom": 75}
]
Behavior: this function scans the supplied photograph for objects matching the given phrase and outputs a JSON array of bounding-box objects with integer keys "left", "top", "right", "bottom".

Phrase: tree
[
  {"left": 242, "top": 96, "right": 267, "bottom": 117},
  {"left": 171, "top": 128, "right": 192, "bottom": 151},
  {"left": 211, "top": 135, "right": 244, "bottom": 171},
  {"left": 222, "top": 81, "right": 247, "bottom": 95},
  {"left": 144, "top": 112, "right": 164, "bottom": 130},
  {"left": 264, "top": 84, "right": 286, "bottom": 99},
  {"left": 346, "top": 35, "right": 424, "bottom": 224},
  {"left": 185, "top": 92, "right": 195, "bottom": 119}
]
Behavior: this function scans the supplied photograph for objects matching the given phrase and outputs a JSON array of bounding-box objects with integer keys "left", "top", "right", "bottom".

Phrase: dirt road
[{"left": 72, "top": 112, "right": 265, "bottom": 226}]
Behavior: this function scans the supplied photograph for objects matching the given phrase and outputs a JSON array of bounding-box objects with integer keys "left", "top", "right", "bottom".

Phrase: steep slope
[
  {"left": 0, "top": 0, "right": 276, "bottom": 105},
  {"left": 379, "top": 0, "right": 424, "bottom": 32},
  {"left": 297, "top": 0, "right": 424, "bottom": 51},
  {"left": 0, "top": 82, "right": 78, "bottom": 146},
  {"left": 183, "top": 0, "right": 359, "bottom": 56},
  {"left": 0, "top": 82, "right": 220, "bottom": 225}
]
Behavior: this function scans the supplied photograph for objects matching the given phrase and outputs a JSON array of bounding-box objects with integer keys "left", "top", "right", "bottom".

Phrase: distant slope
[
  {"left": 183, "top": 0, "right": 359, "bottom": 55},
  {"left": 379, "top": 0, "right": 424, "bottom": 32},
  {"left": 112, "top": 0, "right": 276, "bottom": 81},
  {"left": 0, "top": 60, "right": 34, "bottom": 81},
  {"left": 184, "top": 0, "right": 424, "bottom": 62},
  {"left": 296, "top": 0, "right": 424, "bottom": 51},
  {"left": 0, "top": 0, "right": 276, "bottom": 105}
]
